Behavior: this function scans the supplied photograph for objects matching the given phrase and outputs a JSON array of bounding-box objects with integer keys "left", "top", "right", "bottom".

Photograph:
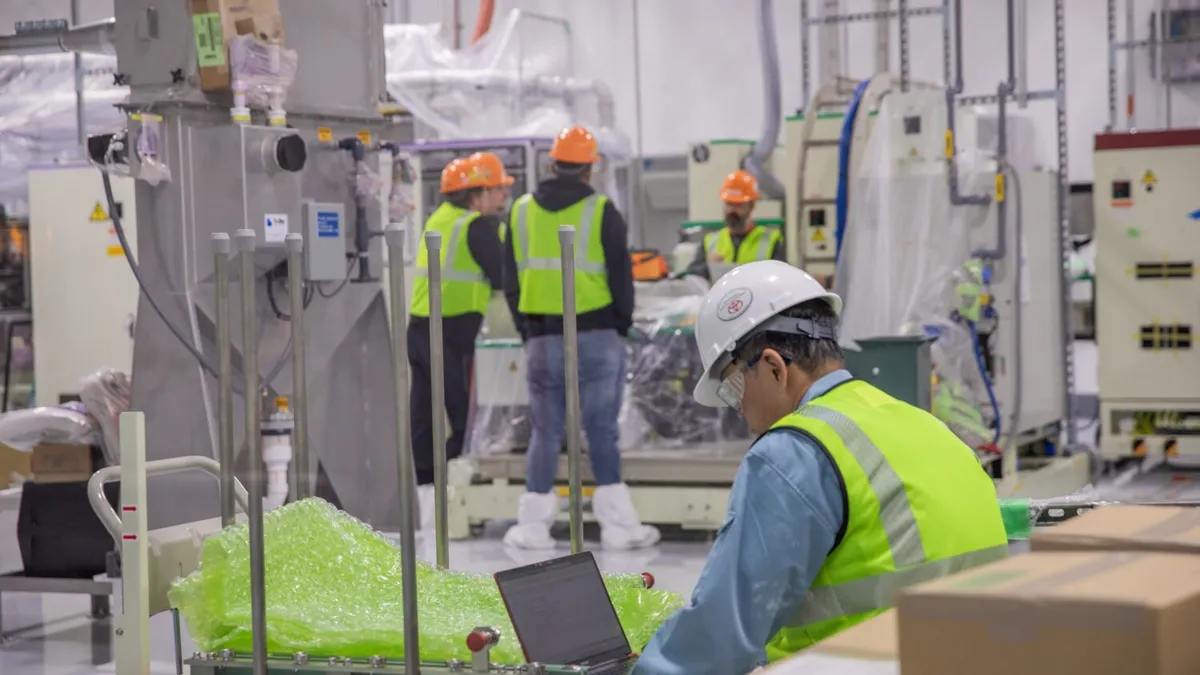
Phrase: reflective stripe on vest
[
  {"left": 414, "top": 211, "right": 486, "bottom": 284},
  {"left": 789, "top": 543, "right": 1009, "bottom": 626},
  {"left": 512, "top": 194, "right": 606, "bottom": 274},
  {"left": 783, "top": 403, "right": 1007, "bottom": 627}
]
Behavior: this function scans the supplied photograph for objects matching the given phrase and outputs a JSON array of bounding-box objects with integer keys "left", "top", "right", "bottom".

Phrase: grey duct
[
  {"left": 0, "top": 19, "right": 115, "bottom": 56},
  {"left": 745, "top": 0, "right": 786, "bottom": 200}
]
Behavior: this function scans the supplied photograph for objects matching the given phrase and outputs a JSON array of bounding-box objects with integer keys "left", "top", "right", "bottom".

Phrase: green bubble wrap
[
  {"left": 169, "top": 499, "right": 683, "bottom": 664},
  {"left": 999, "top": 498, "right": 1033, "bottom": 540}
]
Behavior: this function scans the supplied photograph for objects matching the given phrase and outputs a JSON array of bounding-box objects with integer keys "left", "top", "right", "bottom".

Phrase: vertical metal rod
[
  {"left": 285, "top": 234, "right": 310, "bottom": 500},
  {"left": 1125, "top": 0, "right": 1136, "bottom": 127},
  {"left": 800, "top": 0, "right": 811, "bottom": 111},
  {"left": 898, "top": 0, "right": 910, "bottom": 91},
  {"left": 424, "top": 229, "right": 449, "bottom": 570},
  {"left": 1005, "top": 0, "right": 1016, "bottom": 88},
  {"left": 70, "top": 0, "right": 85, "bottom": 156},
  {"left": 1054, "top": 0, "right": 1076, "bottom": 448},
  {"left": 1106, "top": 0, "right": 1118, "bottom": 129},
  {"left": 212, "top": 234, "right": 236, "bottom": 527},
  {"left": 235, "top": 229, "right": 268, "bottom": 675},
  {"left": 1014, "top": 0, "right": 1028, "bottom": 107},
  {"left": 1160, "top": 0, "right": 1172, "bottom": 127},
  {"left": 559, "top": 225, "right": 583, "bottom": 555},
  {"left": 171, "top": 609, "right": 184, "bottom": 675},
  {"left": 942, "top": 0, "right": 952, "bottom": 89},
  {"left": 385, "top": 225, "right": 421, "bottom": 674}
]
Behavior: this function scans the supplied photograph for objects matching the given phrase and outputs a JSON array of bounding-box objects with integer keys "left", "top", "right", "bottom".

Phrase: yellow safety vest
[
  {"left": 764, "top": 379, "right": 1008, "bottom": 661},
  {"left": 410, "top": 203, "right": 491, "bottom": 318},
  {"left": 703, "top": 225, "right": 780, "bottom": 265},
  {"left": 508, "top": 193, "right": 612, "bottom": 315}
]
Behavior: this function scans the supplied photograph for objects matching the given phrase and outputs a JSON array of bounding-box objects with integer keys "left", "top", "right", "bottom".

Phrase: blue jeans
[{"left": 525, "top": 329, "right": 626, "bottom": 494}]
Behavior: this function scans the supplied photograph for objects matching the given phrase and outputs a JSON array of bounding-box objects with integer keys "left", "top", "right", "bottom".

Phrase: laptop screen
[{"left": 495, "top": 552, "right": 631, "bottom": 666}]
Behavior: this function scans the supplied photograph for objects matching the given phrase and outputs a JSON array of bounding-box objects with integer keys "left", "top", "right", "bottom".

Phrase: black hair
[
  {"left": 443, "top": 187, "right": 484, "bottom": 210},
  {"left": 733, "top": 299, "right": 844, "bottom": 375},
  {"left": 553, "top": 160, "right": 592, "bottom": 181}
]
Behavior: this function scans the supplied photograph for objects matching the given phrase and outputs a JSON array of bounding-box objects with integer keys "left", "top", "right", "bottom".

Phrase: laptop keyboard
[{"left": 588, "top": 657, "right": 636, "bottom": 675}]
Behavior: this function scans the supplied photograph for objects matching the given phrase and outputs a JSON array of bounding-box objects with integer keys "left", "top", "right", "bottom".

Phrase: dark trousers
[{"left": 408, "top": 315, "right": 481, "bottom": 486}]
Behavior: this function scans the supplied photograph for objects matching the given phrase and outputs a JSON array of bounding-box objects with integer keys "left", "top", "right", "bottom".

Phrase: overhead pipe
[
  {"left": 0, "top": 19, "right": 115, "bottom": 56},
  {"left": 744, "top": 0, "right": 786, "bottom": 200},
  {"left": 944, "top": 0, "right": 989, "bottom": 207}
]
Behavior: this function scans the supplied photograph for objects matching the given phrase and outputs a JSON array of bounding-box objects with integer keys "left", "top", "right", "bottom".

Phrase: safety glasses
[{"left": 714, "top": 351, "right": 792, "bottom": 411}]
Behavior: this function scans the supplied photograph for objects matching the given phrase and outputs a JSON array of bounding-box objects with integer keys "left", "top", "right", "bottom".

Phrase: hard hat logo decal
[{"left": 716, "top": 288, "right": 753, "bottom": 322}]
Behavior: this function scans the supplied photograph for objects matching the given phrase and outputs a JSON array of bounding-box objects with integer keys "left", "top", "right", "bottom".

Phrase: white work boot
[
  {"left": 503, "top": 492, "right": 559, "bottom": 550},
  {"left": 416, "top": 484, "right": 436, "bottom": 563},
  {"left": 593, "top": 483, "right": 661, "bottom": 551}
]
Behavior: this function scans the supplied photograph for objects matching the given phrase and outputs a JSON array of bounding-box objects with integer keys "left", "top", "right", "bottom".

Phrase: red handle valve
[
  {"left": 466, "top": 631, "right": 489, "bottom": 653},
  {"left": 641, "top": 572, "right": 655, "bottom": 589}
]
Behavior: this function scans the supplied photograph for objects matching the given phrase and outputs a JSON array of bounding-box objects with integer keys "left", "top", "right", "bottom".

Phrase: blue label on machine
[
  {"left": 317, "top": 211, "right": 340, "bottom": 238},
  {"left": 1189, "top": 208, "right": 1200, "bottom": 221}
]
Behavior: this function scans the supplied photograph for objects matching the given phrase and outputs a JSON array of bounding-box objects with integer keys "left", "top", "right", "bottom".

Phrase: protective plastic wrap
[
  {"left": 79, "top": 368, "right": 132, "bottom": 465},
  {"left": 836, "top": 92, "right": 1017, "bottom": 448},
  {"left": 0, "top": 402, "right": 98, "bottom": 451},
  {"left": 0, "top": 52, "right": 125, "bottom": 215},
  {"left": 384, "top": 12, "right": 629, "bottom": 164},
  {"left": 469, "top": 278, "right": 751, "bottom": 456},
  {"left": 170, "top": 498, "right": 682, "bottom": 663},
  {"left": 229, "top": 34, "right": 298, "bottom": 112},
  {"left": 999, "top": 485, "right": 1100, "bottom": 540}
]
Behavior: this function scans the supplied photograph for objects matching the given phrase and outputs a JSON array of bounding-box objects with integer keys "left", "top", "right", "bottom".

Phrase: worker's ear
[{"left": 761, "top": 349, "right": 788, "bottom": 382}]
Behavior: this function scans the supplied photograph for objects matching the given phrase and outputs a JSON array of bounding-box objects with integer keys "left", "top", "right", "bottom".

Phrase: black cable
[
  {"left": 317, "top": 259, "right": 356, "bottom": 299},
  {"left": 266, "top": 267, "right": 314, "bottom": 321}
]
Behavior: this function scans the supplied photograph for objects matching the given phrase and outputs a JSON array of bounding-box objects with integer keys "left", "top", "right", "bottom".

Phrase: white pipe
[{"left": 262, "top": 441, "right": 291, "bottom": 511}]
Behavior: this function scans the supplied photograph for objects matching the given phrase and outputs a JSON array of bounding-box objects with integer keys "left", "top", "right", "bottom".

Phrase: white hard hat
[{"left": 692, "top": 261, "right": 842, "bottom": 407}]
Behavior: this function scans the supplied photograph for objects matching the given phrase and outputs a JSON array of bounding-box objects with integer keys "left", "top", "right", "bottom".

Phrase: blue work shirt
[{"left": 632, "top": 369, "right": 851, "bottom": 675}]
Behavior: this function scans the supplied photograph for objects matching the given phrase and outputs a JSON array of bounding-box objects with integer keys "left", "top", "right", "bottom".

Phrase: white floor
[{"left": 0, "top": 528, "right": 714, "bottom": 675}]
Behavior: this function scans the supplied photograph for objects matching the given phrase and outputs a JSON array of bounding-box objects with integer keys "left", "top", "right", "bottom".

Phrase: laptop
[{"left": 494, "top": 552, "right": 637, "bottom": 673}]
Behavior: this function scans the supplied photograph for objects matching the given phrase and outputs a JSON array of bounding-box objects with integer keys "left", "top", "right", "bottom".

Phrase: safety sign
[
  {"left": 812, "top": 229, "right": 826, "bottom": 243},
  {"left": 90, "top": 202, "right": 109, "bottom": 222}
]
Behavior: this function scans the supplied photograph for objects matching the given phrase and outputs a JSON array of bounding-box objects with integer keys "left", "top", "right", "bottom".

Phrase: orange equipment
[
  {"left": 548, "top": 126, "right": 600, "bottom": 164},
  {"left": 630, "top": 250, "right": 669, "bottom": 282},
  {"left": 469, "top": 152, "right": 515, "bottom": 188},
  {"left": 719, "top": 170, "right": 760, "bottom": 204}
]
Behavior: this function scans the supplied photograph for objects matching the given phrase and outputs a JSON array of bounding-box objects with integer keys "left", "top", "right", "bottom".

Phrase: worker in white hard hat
[
  {"left": 633, "top": 260, "right": 1008, "bottom": 674},
  {"left": 682, "top": 170, "right": 785, "bottom": 283}
]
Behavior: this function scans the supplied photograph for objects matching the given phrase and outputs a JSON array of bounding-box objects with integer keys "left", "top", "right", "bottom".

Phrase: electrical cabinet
[
  {"left": 1093, "top": 129, "right": 1200, "bottom": 461},
  {"left": 29, "top": 165, "right": 138, "bottom": 405}
]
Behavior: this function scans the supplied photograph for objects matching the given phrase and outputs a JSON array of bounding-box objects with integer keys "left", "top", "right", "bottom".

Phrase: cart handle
[{"left": 87, "top": 456, "right": 252, "bottom": 542}]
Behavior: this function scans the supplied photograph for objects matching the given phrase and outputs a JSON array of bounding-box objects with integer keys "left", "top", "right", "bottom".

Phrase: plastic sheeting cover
[
  {"left": 835, "top": 92, "right": 1015, "bottom": 447},
  {"left": 170, "top": 498, "right": 682, "bottom": 663},
  {"left": 0, "top": 52, "right": 125, "bottom": 215},
  {"left": 384, "top": 11, "right": 631, "bottom": 165}
]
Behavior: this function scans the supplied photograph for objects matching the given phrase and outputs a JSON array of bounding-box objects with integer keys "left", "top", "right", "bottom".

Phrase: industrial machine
[
  {"left": 90, "top": 0, "right": 412, "bottom": 531},
  {"left": 1093, "top": 129, "right": 1200, "bottom": 464},
  {"left": 28, "top": 164, "right": 137, "bottom": 406}
]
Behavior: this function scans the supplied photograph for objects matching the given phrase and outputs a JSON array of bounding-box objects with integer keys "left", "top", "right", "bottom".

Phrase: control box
[{"left": 303, "top": 202, "right": 347, "bottom": 281}]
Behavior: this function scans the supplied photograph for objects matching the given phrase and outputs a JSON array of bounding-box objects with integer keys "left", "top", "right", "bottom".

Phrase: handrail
[{"left": 87, "top": 456, "right": 251, "bottom": 542}]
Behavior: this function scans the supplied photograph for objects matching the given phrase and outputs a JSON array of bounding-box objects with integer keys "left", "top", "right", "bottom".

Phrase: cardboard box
[
  {"left": 898, "top": 552, "right": 1200, "bottom": 675},
  {"left": 0, "top": 442, "right": 31, "bottom": 489},
  {"left": 1030, "top": 504, "right": 1200, "bottom": 554},
  {"left": 29, "top": 443, "right": 94, "bottom": 484},
  {"left": 190, "top": 0, "right": 285, "bottom": 91}
]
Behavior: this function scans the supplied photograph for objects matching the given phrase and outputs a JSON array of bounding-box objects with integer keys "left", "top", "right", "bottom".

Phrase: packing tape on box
[{"left": 900, "top": 553, "right": 1156, "bottom": 639}]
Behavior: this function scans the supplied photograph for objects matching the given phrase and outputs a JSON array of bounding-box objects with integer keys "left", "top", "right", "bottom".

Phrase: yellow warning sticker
[
  {"left": 106, "top": 244, "right": 124, "bottom": 257},
  {"left": 357, "top": 129, "right": 372, "bottom": 146},
  {"left": 90, "top": 202, "right": 109, "bottom": 222},
  {"left": 317, "top": 127, "right": 333, "bottom": 143},
  {"left": 1141, "top": 170, "right": 1157, "bottom": 185},
  {"left": 812, "top": 229, "right": 826, "bottom": 243}
]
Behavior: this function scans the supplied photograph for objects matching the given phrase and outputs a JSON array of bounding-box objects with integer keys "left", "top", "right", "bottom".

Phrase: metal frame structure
[
  {"left": 798, "top": 0, "right": 1077, "bottom": 453},
  {"left": 1104, "top": 0, "right": 1200, "bottom": 132}
]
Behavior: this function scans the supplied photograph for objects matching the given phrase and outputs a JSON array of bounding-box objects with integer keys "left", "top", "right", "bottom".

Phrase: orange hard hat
[
  {"left": 719, "top": 170, "right": 760, "bottom": 204},
  {"left": 440, "top": 157, "right": 473, "bottom": 193},
  {"left": 549, "top": 126, "right": 600, "bottom": 164},
  {"left": 468, "top": 151, "right": 515, "bottom": 188}
]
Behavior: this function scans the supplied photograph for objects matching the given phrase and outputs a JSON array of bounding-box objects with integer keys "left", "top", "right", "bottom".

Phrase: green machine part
[{"left": 843, "top": 336, "right": 933, "bottom": 410}]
